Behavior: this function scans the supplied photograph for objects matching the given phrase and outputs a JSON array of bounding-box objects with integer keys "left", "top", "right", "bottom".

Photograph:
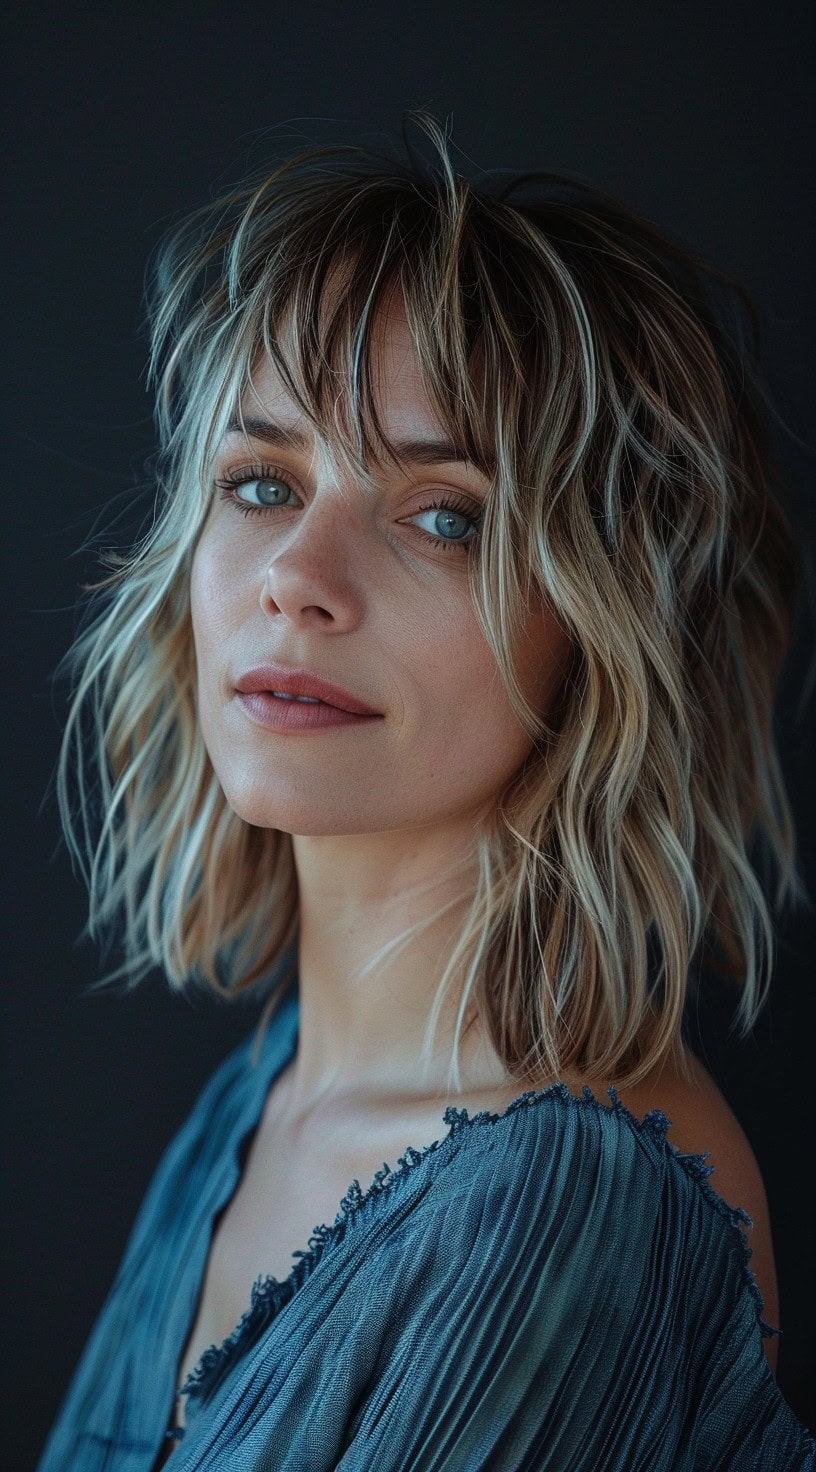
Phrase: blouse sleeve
[
  {"left": 688, "top": 1284, "right": 815, "bottom": 1469},
  {"left": 145, "top": 1083, "right": 814, "bottom": 1472},
  {"left": 323, "top": 1096, "right": 816, "bottom": 1472}
]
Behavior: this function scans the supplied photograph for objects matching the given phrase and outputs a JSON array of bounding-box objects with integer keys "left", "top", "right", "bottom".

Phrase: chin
[{"left": 213, "top": 784, "right": 344, "bottom": 836}]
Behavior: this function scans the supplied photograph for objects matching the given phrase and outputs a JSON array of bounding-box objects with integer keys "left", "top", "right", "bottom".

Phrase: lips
[
  {"left": 234, "top": 665, "right": 381, "bottom": 716},
  {"left": 267, "top": 692, "right": 323, "bottom": 704}
]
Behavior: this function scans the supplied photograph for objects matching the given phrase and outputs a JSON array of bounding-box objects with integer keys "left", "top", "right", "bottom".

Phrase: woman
[{"left": 38, "top": 111, "right": 815, "bottom": 1469}]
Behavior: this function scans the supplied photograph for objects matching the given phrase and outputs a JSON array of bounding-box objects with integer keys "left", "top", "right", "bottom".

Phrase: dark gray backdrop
[{"left": 4, "top": 3, "right": 815, "bottom": 1467}]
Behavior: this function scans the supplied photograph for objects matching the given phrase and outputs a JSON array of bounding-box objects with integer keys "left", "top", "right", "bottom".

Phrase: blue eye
[
  {"left": 215, "top": 469, "right": 295, "bottom": 514},
  {"left": 408, "top": 503, "right": 480, "bottom": 551},
  {"left": 213, "top": 465, "right": 483, "bottom": 555}
]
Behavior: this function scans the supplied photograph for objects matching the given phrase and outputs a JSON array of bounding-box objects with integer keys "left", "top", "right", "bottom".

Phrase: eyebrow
[{"left": 224, "top": 414, "right": 479, "bottom": 469}]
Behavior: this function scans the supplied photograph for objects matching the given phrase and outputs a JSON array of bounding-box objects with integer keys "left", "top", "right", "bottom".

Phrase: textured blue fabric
[{"left": 38, "top": 976, "right": 816, "bottom": 1470}]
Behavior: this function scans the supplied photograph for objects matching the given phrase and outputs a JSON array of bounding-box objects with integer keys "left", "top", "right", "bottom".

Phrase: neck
[{"left": 275, "top": 822, "right": 513, "bottom": 1123}]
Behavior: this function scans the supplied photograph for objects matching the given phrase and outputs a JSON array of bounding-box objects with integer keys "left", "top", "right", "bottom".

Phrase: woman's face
[{"left": 190, "top": 291, "right": 572, "bottom": 838}]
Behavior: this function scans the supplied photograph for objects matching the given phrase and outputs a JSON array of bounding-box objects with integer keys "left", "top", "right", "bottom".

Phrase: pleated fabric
[{"left": 37, "top": 976, "right": 816, "bottom": 1471}]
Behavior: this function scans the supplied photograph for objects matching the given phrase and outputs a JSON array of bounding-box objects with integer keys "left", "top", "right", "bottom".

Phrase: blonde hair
[{"left": 51, "top": 110, "right": 812, "bottom": 1093}]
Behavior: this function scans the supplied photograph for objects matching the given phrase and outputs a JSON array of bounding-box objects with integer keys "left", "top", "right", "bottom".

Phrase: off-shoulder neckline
[{"left": 177, "top": 993, "right": 775, "bottom": 1421}]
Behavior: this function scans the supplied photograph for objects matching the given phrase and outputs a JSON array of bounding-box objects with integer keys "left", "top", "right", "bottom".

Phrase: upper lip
[{"left": 234, "top": 665, "right": 381, "bottom": 716}]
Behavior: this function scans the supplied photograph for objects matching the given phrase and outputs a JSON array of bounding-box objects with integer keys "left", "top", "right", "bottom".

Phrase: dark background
[{"left": 4, "top": 3, "right": 815, "bottom": 1466}]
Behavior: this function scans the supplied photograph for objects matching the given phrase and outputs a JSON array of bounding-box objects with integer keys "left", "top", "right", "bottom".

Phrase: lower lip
[{"left": 235, "top": 691, "right": 382, "bottom": 731}]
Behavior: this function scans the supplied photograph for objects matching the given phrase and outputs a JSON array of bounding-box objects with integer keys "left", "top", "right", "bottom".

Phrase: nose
[{"left": 259, "top": 489, "right": 367, "bottom": 632}]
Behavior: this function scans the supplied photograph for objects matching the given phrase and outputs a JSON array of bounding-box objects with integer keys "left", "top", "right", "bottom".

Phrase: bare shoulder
[{"left": 610, "top": 1049, "right": 780, "bottom": 1378}]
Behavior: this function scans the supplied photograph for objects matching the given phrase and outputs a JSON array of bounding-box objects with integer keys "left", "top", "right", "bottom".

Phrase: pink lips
[
  {"left": 234, "top": 664, "right": 380, "bottom": 716},
  {"left": 235, "top": 691, "right": 381, "bottom": 732}
]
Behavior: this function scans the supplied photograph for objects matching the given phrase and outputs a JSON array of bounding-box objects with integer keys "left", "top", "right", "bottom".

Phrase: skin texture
[{"left": 191, "top": 285, "right": 573, "bottom": 1120}]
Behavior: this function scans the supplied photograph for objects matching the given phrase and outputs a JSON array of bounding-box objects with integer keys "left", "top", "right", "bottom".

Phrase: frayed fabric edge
[
  {"left": 179, "top": 1077, "right": 781, "bottom": 1413},
  {"left": 599, "top": 1085, "right": 781, "bottom": 1342}
]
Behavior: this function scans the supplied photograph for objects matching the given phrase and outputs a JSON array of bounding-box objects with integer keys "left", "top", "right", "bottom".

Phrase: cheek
[
  {"left": 190, "top": 534, "right": 241, "bottom": 655},
  {"left": 445, "top": 607, "right": 572, "bottom": 789},
  {"left": 429, "top": 620, "right": 535, "bottom": 775},
  {"left": 189, "top": 553, "right": 215, "bottom": 687},
  {"left": 516, "top": 606, "right": 573, "bottom": 716},
  {"left": 189, "top": 548, "right": 205, "bottom": 649},
  {"left": 189, "top": 542, "right": 240, "bottom": 744},
  {"left": 396, "top": 598, "right": 495, "bottom": 713},
  {"left": 189, "top": 551, "right": 218, "bottom": 722}
]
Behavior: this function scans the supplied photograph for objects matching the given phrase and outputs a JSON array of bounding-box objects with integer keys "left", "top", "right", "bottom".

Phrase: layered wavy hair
[{"left": 52, "top": 111, "right": 811, "bottom": 1092}]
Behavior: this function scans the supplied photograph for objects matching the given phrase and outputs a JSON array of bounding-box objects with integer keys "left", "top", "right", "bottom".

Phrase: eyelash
[{"left": 213, "top": 463, "right": 483, "bottom": 555}]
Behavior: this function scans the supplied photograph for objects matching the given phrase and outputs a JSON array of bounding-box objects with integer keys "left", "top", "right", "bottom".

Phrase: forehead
[{"left": 242, "top": 291, "right": 441, "bottom": 440}]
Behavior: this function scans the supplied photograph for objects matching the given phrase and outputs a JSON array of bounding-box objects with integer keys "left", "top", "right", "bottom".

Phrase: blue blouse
[{"left": 37, "top": 976, "right": 816, "bottom": 1470}]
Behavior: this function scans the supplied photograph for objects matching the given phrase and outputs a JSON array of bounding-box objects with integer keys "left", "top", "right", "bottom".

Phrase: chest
[
  {"left": 171, "top": 1059, "right": 553, "bottom": 1438},
  {"left": 173, "top": 1089, "right": 455, "bottom": 1420},
  {"left": 179, "top": 1150, "right": 386, "bottom": 1384}
]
